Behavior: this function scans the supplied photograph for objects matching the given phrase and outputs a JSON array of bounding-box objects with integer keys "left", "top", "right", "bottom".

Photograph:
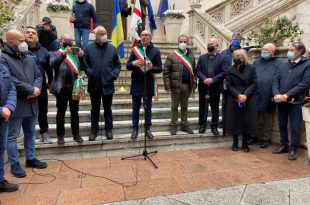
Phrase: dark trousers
[
  {"left": 221, "top": 90, "right": 228, "bottom": 132},
  {"left": 277, "top": 103, "right": 302, "bottom": 151},
  {"left": 90, "top": 91, "right": 113, "bottom": 133},
  {"left": 38, "top": 88, "right": 48, "bottom": 134},
  {"left": 132, "top": 95, "right": 152, "bottom": 130},
  {"left": 56, "top": 87, "right": 79, "bottom": 137},
  {"left": 199, "top": 85, "right": 220, "bottom": 128}
]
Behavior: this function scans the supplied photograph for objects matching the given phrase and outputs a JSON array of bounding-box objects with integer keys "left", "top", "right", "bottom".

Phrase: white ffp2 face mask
[
  {"left": 179, "top": 42, "right": 187, "bottom": 51},
  {"left": 18, "top": 42, "right": 28, "bottom": 53},
  {"left": 100, "top": 35, "right": 108, "bottom": 43}
]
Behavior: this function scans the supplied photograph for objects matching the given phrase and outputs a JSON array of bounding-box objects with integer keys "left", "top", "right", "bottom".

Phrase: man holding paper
[{"left": 126, "top": 30, "right": 162, "bottom": 140}]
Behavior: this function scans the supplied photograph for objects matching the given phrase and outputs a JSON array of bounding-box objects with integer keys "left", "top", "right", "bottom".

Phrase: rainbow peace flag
[{"left": 111, "top": 0, "right": 125, "bottom": 59}]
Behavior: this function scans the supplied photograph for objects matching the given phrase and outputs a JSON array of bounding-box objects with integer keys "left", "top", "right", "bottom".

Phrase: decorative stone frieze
[
  {"left": 231, "top": 0, "right": 252, "bottom": 16},
  {"left": 189, "top": 0, "right": 202, "bottom": 9}
]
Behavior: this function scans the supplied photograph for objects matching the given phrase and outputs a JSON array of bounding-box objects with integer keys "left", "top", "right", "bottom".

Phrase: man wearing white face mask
[
  {"left": 84, "top": 26, "right": 121, "bottom": 141},
  {"left": 0, "top": 29, "right": 47, "bottom": 178},
  {"left": 163, "top": 35, "right": 196, "bottom": 135}
]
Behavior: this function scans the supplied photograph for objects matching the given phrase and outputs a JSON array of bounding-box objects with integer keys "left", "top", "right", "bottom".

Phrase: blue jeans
[
  {"left": 0, "top": 121, "right": 9, "bottom": 182},
  {"left": 277, "top": 103, "right": 302, "bottom": 151},
  {"left": 74, "top": 28, "right": 90, "bottom": 50},
  {"left": 7, "top": 116, "right": 37, "bottom": 166},
  {"left": 40, "top": 39, "right": 60, "bottom": 51}
]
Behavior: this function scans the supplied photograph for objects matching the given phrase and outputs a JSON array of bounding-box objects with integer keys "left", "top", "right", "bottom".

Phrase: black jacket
[
  {"left": 126, "top": 42, "right": 162, "bottom": 96},
  {"left": 254, "top": 57, "right": 284, "bottom": 112},
  {"left": 84, "top": 42, "right": 121, "bottom": 95},
  {"left": 35, "top": 25, "right": 57, "bottom": 45},
  {"left": 0, "top": 45, "right": 42, "bottom": 117},
  {"left": 49, "top": 50, "right": 87, "bottom": 95},
  {"left": 28, "top": 43, "right": 53, "bottom": 90},
  {"left": 195, "top": 52, "right": 226, "bottom": 92},
  {"left": 272, "top": 56, "right": 310, "bottom": 104},
  {"left": 72, "top": 1, "right": 98, "bottom": 29},
  {"left": 225, "top": 64, "right": 258, "bottom": 135}
]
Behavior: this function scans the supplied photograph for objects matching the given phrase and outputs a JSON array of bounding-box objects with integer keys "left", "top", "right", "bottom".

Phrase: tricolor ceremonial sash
[
  {"left": 172, "top": 49, "right": 196, "bottom": 95},
  {"left": 57, "top": 48, "right": 86, "bottom": 100},
  {"left": 132, "top": 46, "right": 159, "bottom": 101}
]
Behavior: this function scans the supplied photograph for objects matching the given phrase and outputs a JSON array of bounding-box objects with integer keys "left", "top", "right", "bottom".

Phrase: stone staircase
[{"left": 17, "top": 42, "right": 231, "bottom": 158}]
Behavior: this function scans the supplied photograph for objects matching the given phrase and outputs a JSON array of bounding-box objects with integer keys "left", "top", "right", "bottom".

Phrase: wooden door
[{"left": 96, "top": 0, "right": 113, "bottom": 38}]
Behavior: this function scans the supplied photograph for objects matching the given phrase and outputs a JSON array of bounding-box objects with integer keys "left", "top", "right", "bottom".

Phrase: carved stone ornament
[
  {"left": 196, "top": 20, "right": 206, "bottom": 37},
  {"left": 210, "top": 8, "right": 224, "bottom": 23},
  {"left": 189, "top": 0, "right": 202, "bottom": 9},
  {"left": 231, "top": 0, "right": 252, "bottom": 16}
]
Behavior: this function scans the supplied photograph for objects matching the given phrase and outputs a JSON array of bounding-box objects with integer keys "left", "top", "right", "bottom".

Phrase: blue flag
[
  {"left": 147, "top": 0, "right": 157, "bottom": 33},
  {"left": 111, "top": 0, "right": 125, "bottom": 59},
  {"left": 157, "top": 0, "right": 168, "bottom": 22}
]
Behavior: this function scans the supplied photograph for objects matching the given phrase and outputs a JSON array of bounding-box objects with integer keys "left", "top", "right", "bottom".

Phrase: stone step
[
  {"left": 35, "top": 117, "right": 222, "bottom": 137},
  {"left": 47, "top": 97, "right": 200, "bottom": 111},
  {"left": 18, "top": 129, "right": 230, "bottom": 157},
  {"left": 46, "top": 107, "right": 200, "bottom": 124}
]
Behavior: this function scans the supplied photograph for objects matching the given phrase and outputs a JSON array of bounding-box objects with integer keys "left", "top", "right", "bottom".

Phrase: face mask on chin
[
  {"left": 18, "top": 41, "right": 28, "bottom": 53},
  {"left": 78, "top": 0, "right": 85, "bottom": 3}
]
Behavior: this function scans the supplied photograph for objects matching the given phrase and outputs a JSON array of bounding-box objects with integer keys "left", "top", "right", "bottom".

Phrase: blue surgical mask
[
  {"left": 260, "top": 53, "right": 270, "bottom": 59},
  {"left": 231, "top": 40, "right": 240, "bottom": 47},
  {"left": 287, "top": 51, "right": 295, "bottom": 60}
]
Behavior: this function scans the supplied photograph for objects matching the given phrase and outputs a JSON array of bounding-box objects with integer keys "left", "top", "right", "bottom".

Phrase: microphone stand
[{"left": 121, "top": 46, "right": 158, "bottom": 169}]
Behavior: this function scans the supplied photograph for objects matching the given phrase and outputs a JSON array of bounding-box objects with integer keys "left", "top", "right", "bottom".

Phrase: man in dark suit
[
  {"left": 126, "top": 30, "right": 162, "bottom": 140},
  {"left": 196, "top": 37, "right": 226, "bottom": 135}
]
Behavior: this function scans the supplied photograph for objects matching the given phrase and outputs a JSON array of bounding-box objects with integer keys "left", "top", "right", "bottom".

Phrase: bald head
[
  {"left": 94, "top": 25, "right": 108, "bottom": 45},
  {"left": 261, "top": 43, "right": 276, "bottom": 59},
  {"left": 60, "top": 34, "right": 72, "bottom": 48},
  {"left": 5, "top": 29, "right": 25, "bottom": 50},
  {"left": 141, "top": 30, "right": 152, "bottom": 47}
]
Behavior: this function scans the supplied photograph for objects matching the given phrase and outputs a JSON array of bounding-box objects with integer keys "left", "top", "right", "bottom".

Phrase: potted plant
[
  {"left": 45, "top": 0, "right": 71, "bottom": 36},
  {"left": 163, "top": 5, "right": 185, "bottom": 43},
  {"left": 246, "top": 16, "right": 303, "bottom": 47}
]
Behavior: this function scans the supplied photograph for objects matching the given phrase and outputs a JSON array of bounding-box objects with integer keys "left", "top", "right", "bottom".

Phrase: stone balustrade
[
  {"left": 1, "top": 0, "right": 41, "bottom": 34},
  {"left": 188, "top": 9, "right": 232, "bottom": 53}
]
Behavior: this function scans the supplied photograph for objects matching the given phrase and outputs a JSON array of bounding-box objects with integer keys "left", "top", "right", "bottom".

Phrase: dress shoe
[
  {"left": 26, "top": 158, "right": 47, "bottom": 169},
  {"left": 242, "top": 135, "right": 250, "bottom": 152},
  {"left": 10, "top": 164, "right": 26, "bottom": 178},
  {"left": 272, "top": 145, "right": 289, "bottom": 154},
  {"left": 73, "top": 135, "right": 84, "bottom": 143},
  {"left": 288, "top": 150, "right": 297, "bottom": 160},
  {"left": 232, "top": 135, "right": 238, "bottom": 151},
  {"left": 131, "top": 129, "right": 138, "bottom": 140},
  {"left": 260, "top": 140, "right": 269, "bottom": 148},
  {"left": 57, "top": 136, "right": 65, "bottom": 145},
  {"left": 0, "top": 180, "right": 19, "bottom": 192},
  {"left": 211, "top": 127, "right": 219, "bottom": 136},
  {"left": 89, "top": 133, "right": 97, "bottom": 141},
  {"left": 198, "top": 124, "right": 206, "bottom": 134},
  {"left": 145, "top": 129, "right": 154, "bottom": 139},
  {"left": 170, "top": 125, "right": 177, "bottom": 135},
  {"left": 181, "top": 126, "right": 194, "bottom": 134},
  {"left": 106, "top": 130, "right": 113, "bottom": 140}
]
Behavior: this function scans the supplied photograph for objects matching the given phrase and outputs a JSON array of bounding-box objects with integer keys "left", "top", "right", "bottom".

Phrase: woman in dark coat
[{"left": 225, "top": 49, "right": 258, "bottom": 152}]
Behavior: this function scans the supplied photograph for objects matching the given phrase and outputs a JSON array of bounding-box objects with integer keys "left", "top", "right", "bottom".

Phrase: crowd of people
[{"left": 0, "top": 1, "right": 310, "bottom": 193}]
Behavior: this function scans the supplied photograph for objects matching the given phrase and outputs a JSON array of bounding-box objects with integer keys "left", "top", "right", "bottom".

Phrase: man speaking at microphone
[{"left": 126, "top": 30, "right": 162, "bottom": 140}]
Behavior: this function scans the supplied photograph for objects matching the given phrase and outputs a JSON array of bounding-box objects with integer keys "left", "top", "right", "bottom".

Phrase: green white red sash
[
  {"left": 172, "top": 49, "right": 194, "bottom": 75},
  {"left": 172, "top": 49, "right": 196, "bottom": 95},
  {"left": 57, "top": 48, "right": 86, "bottom": 100},
  {"left": 132, "top": 46, "right": 159, "bottom": 101}
]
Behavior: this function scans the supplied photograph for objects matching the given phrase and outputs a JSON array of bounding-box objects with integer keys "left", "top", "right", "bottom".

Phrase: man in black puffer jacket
[
  {"left": 71, "top": 0, "right": 98, "bottom": 50},
  {"left": 272, "top": 42, "right": 310, "bottom": 160},
  {"left": 127, "top": 30, "right": 162, "bottom": 140}
]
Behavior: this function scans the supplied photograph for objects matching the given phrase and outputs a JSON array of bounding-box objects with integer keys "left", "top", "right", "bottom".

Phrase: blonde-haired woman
[{"left": 225, "top": 49, "right": 258, "bottom": 152}]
